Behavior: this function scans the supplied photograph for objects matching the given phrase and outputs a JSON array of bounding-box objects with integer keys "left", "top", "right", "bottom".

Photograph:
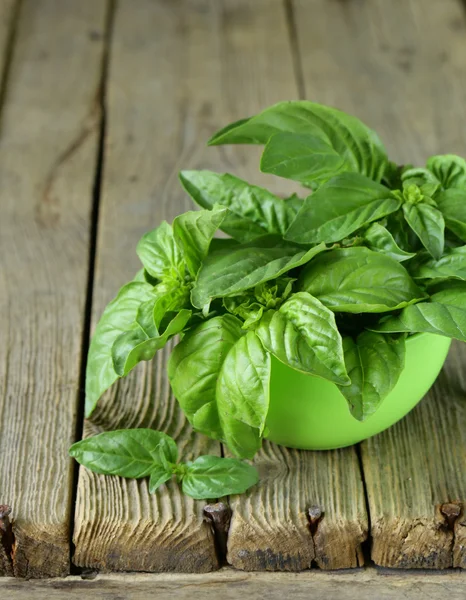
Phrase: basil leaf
[
  {"left": 179, "top": 170, "right": 293, "bottom": 242},
  {"left": 339, "top": 332, "right": 405, "bottom": 421},
  {"left": 298, "top": 247, "right": 425, "bottom": 313},
  {"left": 411, "top": 245, "right": 466, "bottom": 280},
  {"left": 85, "top": 282, "right": 156, "bottom": 417},
  {"left": 285, "top": 173, "right": 399, "bottom": 244},
  {"left": 208, "top": 101, "right": 388, "bottom": 181},
  {"left": 363, "top": 222, "right": 416, "bottom": 262},
  {"left": 402, "top": 203, "right": 445, "bottom": 260},
  {"left": 137, "top": 221, "right": 185, "bottom": 281},
  {"left": 426, "top": 155, "right": 466, "bottom": 190},
  {"left": 283, "top": 193, "right": 304, "bottom": 217},
  {"left": 112, "top": 309, "right": 191, "bottom": 376},
  {"left": 260, "top": 132, "right": 347, "bottom": 186},
  {"left": 69, "top": 429, "right": 177, "bottom": 478},
  {"left": 435, "top": 189, "right": 466, "bottom": 242},
  {"left": 401, "top": 167, "right": 441, "bottom": 190},
  {"left": 181, "top": 456, "right": 259, "bottom": 500},
  {"left": 173, "top": 207, "right": 227, "bottom": 277},
  {"left": 149, "top": 466, "right": 173, "bottom": 493},
  {"left": 191, "top": 236, "right": 327, "bottom": 310},
  {"left": 256, "top": 292, "right": 349, "bottom": 384},
  {"left": 217, "top": 330, "right": 270, "bottom": 434}
]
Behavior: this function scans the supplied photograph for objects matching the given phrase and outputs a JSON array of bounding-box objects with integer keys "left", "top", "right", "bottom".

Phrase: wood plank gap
[
  {"left": 69, "top": 0, "right": 116, "bottom": 575},
  {"left": 355, "top": 444, "right": 373, "bottom": 567},
  {"left": 283, "top": 0, "right": 305, "bottom": 99},
  {"left": 0, "top": 0, "right": 22, "bottom": 131}
]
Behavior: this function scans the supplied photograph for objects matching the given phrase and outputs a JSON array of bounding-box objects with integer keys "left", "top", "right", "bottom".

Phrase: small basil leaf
[
  {"left": 426, "top": 155, "right": 466, "bottom": 190},
  {"left": 411, "top": 245, "right": 466, "bottom": 280},
  {"left": 173, "top": 206, "right": 227, "bottom": 277},
  {"left": 339, "top": 332, "right": 405, "bottom": 421},
  {"left": 402, "top": 203, "right": 445, "bottom": 260},
  {"left": 285, "top": 173, "right": 400, "bottom": 244},
  {"left": 217, "top": 330, "right": 270, "bottom": 435},
  {"left": 85, "top": 282, "right": 156, "bottom": 417},
  {"left": 181, "top": 456, "right": 259, "bottom": 500},
  {"left": 179, "top": 170, "right": 293, "bottom": 242},
  {"left": 435, "top": 189, "right": 466, "bottom": 242},
  {"left": 69, "top": 429, "right": 177, "bottom": 478},
  {"left": 208, "top": 101, "right": 388, "bottom": 181},
  {"left": 260, "top": 132, "right": 347, "bottom": 185},
  {"left": 137, "top": 221, "right": 185, "bottom": 281},
  {"left": 298, "top": 247, "right": 425, "bottom": 313},
  {"left": 401, "top": 167, "right": 441, "bottom": 191},
  {"left": 149, "top": 466, "right": 173, "bottom": 493},
  {"left": 112, "top": 309, "right": 191, "bottom": 376},
  {"left": 283, "top": 193, "right": 304, "bottom": 217},
  {"left": 191, "top": 236, "right": 327, "bottom": 309},
  {"left": 256, "top": 292, "right": 349, "bottom": 384},
  {"left": 363, "top": 222, "right": 416, "bottom": 262},
  {"left": 168, "top": 315, "right": 244, "bottom": 441}
]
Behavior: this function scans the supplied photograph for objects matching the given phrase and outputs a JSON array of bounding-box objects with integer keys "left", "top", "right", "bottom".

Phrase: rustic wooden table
[{"left": 1, "top": 0, "right": 466, "bottom": 596}]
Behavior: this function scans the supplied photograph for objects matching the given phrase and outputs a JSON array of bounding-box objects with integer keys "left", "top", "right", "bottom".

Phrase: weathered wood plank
[
  {"left": 0, "top": 0, "right": 18, "bottom": 102},
  {"left": 0, "top": 0, "right": 107, "bottom": 577},
  {"left": 2, "top": 569, "right": 466, "bottom": 600},
  {"left": 293, "top": 0, "right": 466, "bottom": 569},
  {"left": 73, "top": 0, "right": 367, "bottom": 573}
]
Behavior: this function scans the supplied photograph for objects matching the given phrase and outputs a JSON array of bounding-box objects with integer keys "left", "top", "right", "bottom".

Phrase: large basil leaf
[
  {"left": 435, "top": 189, "right": 466, "bottom": 242},
  {"left": 256, "top": 292, "right": 349, "bottom": 384},
  {"left": 179, "top": 170, "right": 293, "bottom": 242},
  {"left": 112, "top": 309, "right": 191, "bottom": 376},
  {"left": 402, "top": 202, "right": 444, "bottom": 260},
  {"left": 339, "top": 332, "right": 405, "bottom": 421},
  {"left": 411, "top": 246, "right": 466, "bottom": 280},
  {"left": 181, "top": 456, "right": 259, "bottom": 500},
  {"left": 217, "top": 330, "right": 270, "bottom": 435},
  {"left": 173, "top": 207, "right": 227, "bottom": 277},
  {"left": 260, "top": 132, "right": 347, "bottom": 185},
  {"left": 191, "top": 236, "right": 327, "bottom": 310},
  {"left": 363, "top": 222, "right": 416, "bottom": 262},
  {"left": 208, "top": 101, "right": 388, "bottom": 181},
  {"left": 426, "top": 155, "right": 466, "bottom": 190},
  {"left": 69, "top": 429, "right": 177, "bottom": 478},
  {"left": 285, "top": 173, "right": 399, "bottom": 244},
  {"left": 298, "top": 247, "right": 425, "bottom": 313},
  {"left": 136, "top": 221, "right": 185, "bottom": 281},
  {"left": 85, "top": 282, "right": 156, "bottom": 417}
]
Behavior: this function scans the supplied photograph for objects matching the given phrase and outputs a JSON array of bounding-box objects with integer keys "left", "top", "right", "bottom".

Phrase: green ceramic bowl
[{"left": 265, "top": 332, "right": 451, "bottom": 450}]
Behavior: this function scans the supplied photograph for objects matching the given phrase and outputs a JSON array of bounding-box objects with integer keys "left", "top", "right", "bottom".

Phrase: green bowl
[{"left": 265, "top": 332, "right": 451, "bottom": 450}]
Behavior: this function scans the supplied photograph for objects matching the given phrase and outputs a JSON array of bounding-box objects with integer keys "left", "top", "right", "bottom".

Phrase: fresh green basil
[
  {"left": 426, "top": 155, "right": 466, "bottom": 190},
  {"left": 181, "top": 455, "right": 259, "bottom": 500},
  {"left": 260, "top": 132, "right": 347, "bottom": 185},
  {"left": 402, "top": 202, "right": 445, "bottom": 260},
  {"left": 191, "top": 236, "right": 327, "bottom": 310},
  {"left": 149, "top": 466, "right": 173, "bottom": 493},
  {"left": 85, "top": 282, "right": 157, "bottom": 417},
  {"left": 339, "top": 332, "right": 405, "bottom": 421},
  {"left": 69, "top": 429, "right": 178, "bottom": 478},
  {"left": 179, "top": 170, "right": 293, "bottom": 242},
  {"left": 285, "top": 173, "right": 400, "bottom": 244},
  {"left": 299, "top": 247, "right": 425, "bottom": 313},
  {"left": 208, "top": 101, "right": 388, "bottom": 181},
  {"left": 173, "top": 206, "right": 227, "bottom": 277},
  {"left": 283, "top": 193, "right": 304, "bottom": 217},
  {"left": 136, "top": 221, "right": 185, "bottom": 281},
  {"left": 363, "top": 222, "right": 416, "bottom": 262},
  {"left": 411, "top": 245, "right": 466, "bottom": 280},
  {"left": 256, "top": 292, "right": 349, "bottom": 384},
  {"left": 435, "top": 189, "right": 466, "bottom": 242}
]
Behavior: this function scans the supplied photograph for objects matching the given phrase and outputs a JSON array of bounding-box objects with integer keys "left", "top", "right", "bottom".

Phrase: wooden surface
[
  {"left": 2, "top": 569, "right": 466, "bottom": 600},
  {"left": 0, "top": 0, "right": 465, "bottom": 578},
  {"left": 0, "top": 0, "right": 107, "bottom": 577}
]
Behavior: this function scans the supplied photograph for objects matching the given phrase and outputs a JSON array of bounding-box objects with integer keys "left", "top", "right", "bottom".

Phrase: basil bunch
[{"left": 73, "top": 101, "right": 466, "bottom": 496}]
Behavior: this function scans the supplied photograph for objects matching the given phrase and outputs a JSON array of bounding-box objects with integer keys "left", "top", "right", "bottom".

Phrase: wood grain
[
  {"left": 2, "top": 569, "right": 466, "bottom": 600},
  {"left": 227, "top": 442, "right": 367, "bottom": 570},
  {"left": 293, "top": 0, "right": 466, "bottom": 569},
  {"left": 0, "top": 0, "right": 107, "bottom": 577}
]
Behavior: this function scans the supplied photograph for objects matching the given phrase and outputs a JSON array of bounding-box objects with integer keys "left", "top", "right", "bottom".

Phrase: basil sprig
[{"left": 73, "top": 102, "right": 466, "bottom": 498}]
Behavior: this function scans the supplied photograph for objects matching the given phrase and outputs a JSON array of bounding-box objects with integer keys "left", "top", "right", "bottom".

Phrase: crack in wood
[
  {"left": 204, "top": 502, "right": 231, "bottom": 566},
  {"left": 0, "top": 504, "right": 14, "bottom": 575}
]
